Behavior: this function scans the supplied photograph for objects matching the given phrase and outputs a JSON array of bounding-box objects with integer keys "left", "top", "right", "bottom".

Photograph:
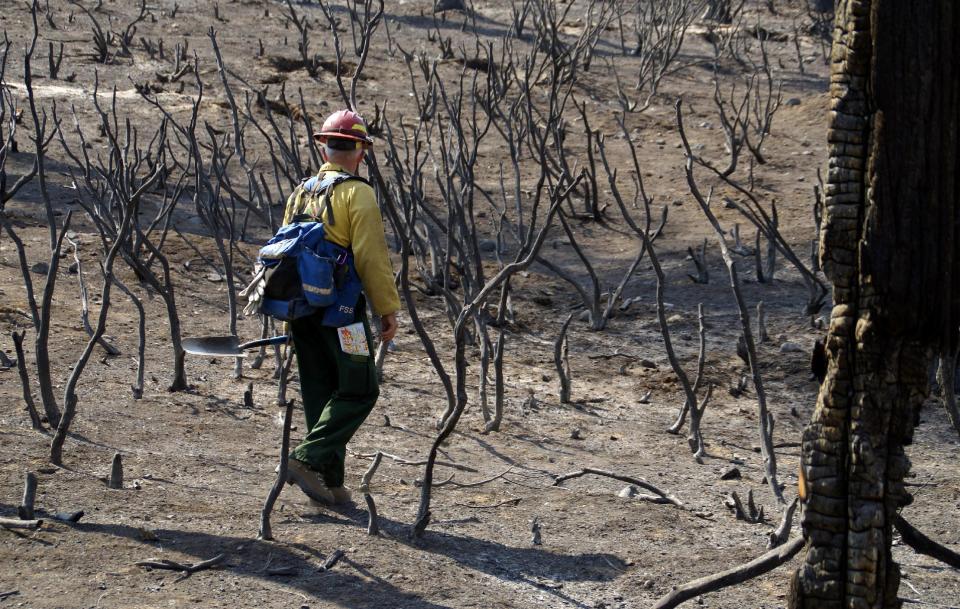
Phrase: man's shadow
[
  {"left": 21, "top": 503, "right": 624, "bottom": 609},
  {"left": 302, "top": 505, "right": 626, "bottom": 607}
]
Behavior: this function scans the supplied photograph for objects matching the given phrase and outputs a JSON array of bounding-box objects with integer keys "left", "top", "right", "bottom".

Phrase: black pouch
[{"left": 263, "top": 257, "right": 302, "bottom": 301}]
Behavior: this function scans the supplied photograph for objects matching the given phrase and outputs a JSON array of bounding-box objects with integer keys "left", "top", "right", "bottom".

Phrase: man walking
[{"left": 281, "top": 109, "right": 399, "bottom": 505}]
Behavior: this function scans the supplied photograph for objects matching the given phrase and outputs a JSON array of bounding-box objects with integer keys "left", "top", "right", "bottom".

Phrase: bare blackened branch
[
  {"left": 624, "top": 0, "right": 699, "bottom": 110},
  {"left": 18, "top": 472, "right": 37, "bottom": 520},
  {"left": 47, "top": 42, "right": 63, "bottom": 79},
  {"left": 111, "top": 275, "right": 146, "bottom": 399},
  {"left": 730, "top": 223, "right": 755, "bottom": 256},
  {"left": 107, "top": 452, "right": 123, "bottom": 489},
  {"left": 117, "top": 0, "right": 149, "bottom": 57},
  {"left": 69, "top": 1, "right": 110, "bottom": 63},
  {"left": 68, "top": 238, "right": 121, "bottom": 356},
  {"left": 259, "top": 396, "right": 293, "bottom": 541},
  {"left": 767, "top": 496, "right": 799, "bottom": 549},
  {"left": 482, "top": 323, "right": 507, "bottom": 433},
  {"left": 283, "top": 0, "right": 319, "bottom": 77},
  {"left": 725, "top": 489, "right": 765, "bottom": 523},
  {"left": 21, "top": 5, "right": 69, "bottom": 427},
  {"left": 668, "top": 302, "right": 709, "bottom": 440},
  {"left": 699, "top": 161, "right": 827, "bottom": 311},
  {"left": 539, "top": 211, "right": 605, "bottom": 330},
  {"left": 554, "top": 313, "right": 574, "bottom": 404},
  {"left": 756, "top": 301, "right": 769, "bottom": 344},
  {"left": 412, "top": 173, "right": 581, "bottom": 537},
  {"left": 687, "top": 238, "right": 709, "bottom": 284},
  {"left": 12, "top": 331, "right": 42, "bottom": 429},
  {"left": 677, "top": 99, "right": 784, "bottom": 504},
  {"left": 359, "top": 451, "right": 383, "bottom": 535}
]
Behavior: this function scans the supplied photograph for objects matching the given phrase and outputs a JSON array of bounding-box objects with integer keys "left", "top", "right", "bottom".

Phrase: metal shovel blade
[
  {"left": 182, "top": 335, "right": 290, "bottom": 357},
  {"left": 183, "top": 336, "right": 244, "bottom": 357}
]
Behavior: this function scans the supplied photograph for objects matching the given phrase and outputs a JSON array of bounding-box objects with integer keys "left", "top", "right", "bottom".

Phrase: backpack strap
[{"left": 300, "top": 171, "right": 370, "bottom": 226}]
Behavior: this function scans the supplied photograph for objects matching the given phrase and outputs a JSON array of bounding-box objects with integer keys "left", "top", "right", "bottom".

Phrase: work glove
[{"left": 239, "top": 263, "right": 267, "bottom": 316}]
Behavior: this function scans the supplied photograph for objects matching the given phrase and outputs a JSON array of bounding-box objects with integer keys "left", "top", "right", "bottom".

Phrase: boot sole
[
  {"left": 292, "top": 480, "right": 334, "bottom": 504},
  {"left": 283, "top": 462, "right": 335, "bottom": 504}
]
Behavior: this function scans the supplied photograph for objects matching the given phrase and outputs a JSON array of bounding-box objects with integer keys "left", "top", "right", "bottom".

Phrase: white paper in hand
[{"left": 337, "top": 322, "right": 370, "bottom": 357}]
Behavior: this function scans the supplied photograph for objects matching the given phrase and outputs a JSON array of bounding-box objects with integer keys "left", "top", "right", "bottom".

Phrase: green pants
[{"left": 289, "top": 306, "right": 378, "bottom": 488}]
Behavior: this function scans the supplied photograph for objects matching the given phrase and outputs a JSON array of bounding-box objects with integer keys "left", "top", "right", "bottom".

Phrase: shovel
[{"left": 182, "top": 335, "right": 289, "bottom": 357}]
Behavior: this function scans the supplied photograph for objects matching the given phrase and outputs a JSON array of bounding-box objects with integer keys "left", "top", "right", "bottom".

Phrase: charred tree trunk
[
  {"left": 702, "top": 0, "right": 741, "bottom": 23},
  {"left": 790, "top": 2, "right": 960, "bottom": 608}
]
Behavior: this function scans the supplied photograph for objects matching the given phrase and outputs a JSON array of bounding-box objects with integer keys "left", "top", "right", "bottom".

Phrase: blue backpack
[{"left": 256, "top": 173, "right": 367, "bottom": 326}]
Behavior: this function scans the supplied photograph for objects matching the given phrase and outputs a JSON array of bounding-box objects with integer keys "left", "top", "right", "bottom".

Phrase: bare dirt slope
[{"left": 1, "top": 1, "right": 958, "bottom": 608}]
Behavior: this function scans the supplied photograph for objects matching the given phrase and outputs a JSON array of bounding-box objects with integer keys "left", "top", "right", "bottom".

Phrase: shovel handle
[{"left": 239, "top": 335, "right": 290, "bottom": 351}]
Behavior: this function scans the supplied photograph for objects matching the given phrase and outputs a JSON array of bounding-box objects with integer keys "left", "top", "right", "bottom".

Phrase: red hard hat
[{"left": 313, "top": 109, "right": 373, "bottom": 145}]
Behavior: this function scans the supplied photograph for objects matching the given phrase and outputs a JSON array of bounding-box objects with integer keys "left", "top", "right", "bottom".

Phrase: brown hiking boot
[
  {"left": 284, "top": 458, "right": 335, "bottom": 504},
  {"left": 328, "top": 486, "right": 353, "bottom": 505}
]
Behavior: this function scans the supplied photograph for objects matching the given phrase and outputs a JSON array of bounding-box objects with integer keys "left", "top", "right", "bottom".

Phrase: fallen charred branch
[
  {"left": 318, "top": 549, "right": 345, "bottom": 572},
  {"left": 51, "top": 510, "right": 84, "bottom": 523},
  {"left": 552, "top": 467, "right": 683, "bottom": 508},
  {"left": 353, "top": 451, "right": 478, "bottom": 473},
  {"left": 894, "top": 514, "right": 960, "bottom": 570},
  {"left": 651, "top": 536, "right": 803, "bottom": 609},
  {"left": 455, "top": 497, "right": 521, "bottom": 510},
  {"left": 135, "top": 554, "right": 226, "bottom": 582},
  {"left": 0, "top": 517, "right": 42, "bottom": 530},
  {"left": 435, "top": 467, "right": 514, "bottom": 489}
]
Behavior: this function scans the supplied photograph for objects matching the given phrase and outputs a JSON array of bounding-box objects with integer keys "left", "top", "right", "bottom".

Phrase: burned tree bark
[
  {"left": 790, "top": 2, "right": 960, "bottom": 608},
  {"left": 936, "top": 354, "right": 960, "bottom": 436}
]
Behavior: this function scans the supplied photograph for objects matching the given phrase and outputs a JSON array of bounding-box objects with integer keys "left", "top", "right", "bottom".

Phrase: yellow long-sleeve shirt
[{"left": 282, "top": 162, "right": 401, "bottom": 316}]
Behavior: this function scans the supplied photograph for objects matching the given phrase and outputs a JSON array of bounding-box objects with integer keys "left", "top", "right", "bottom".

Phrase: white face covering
[{"left": 322, "top": 145, "right": 364, "bottom": 170}]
